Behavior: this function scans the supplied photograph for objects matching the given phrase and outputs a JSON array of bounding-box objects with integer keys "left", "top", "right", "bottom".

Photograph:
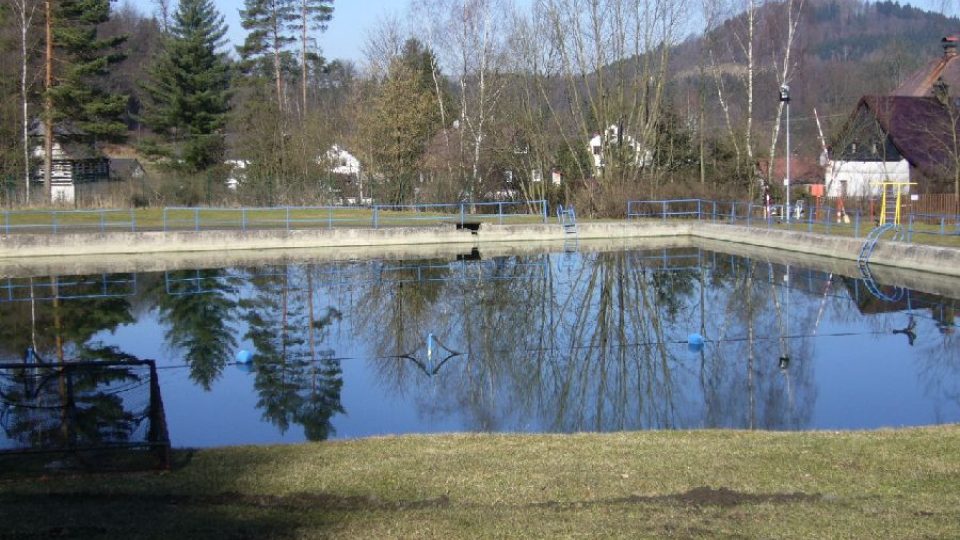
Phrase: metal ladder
[
  {"left": 857, "top": 223, "right": 905, "bottom": 302},
  {"left": 556, "top": 205, "right": 578, "bottom": 235},
  {"left": 556, "top": 205, "right": 578, "bottom": 252},
  {"left": 878, "top": 182, "right": 901, "bottom": 226}
]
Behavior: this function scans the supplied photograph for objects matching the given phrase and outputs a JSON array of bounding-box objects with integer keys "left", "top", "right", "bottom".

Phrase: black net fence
[{"left": 0, "top": 360, "right": 170, "bottom": 475}]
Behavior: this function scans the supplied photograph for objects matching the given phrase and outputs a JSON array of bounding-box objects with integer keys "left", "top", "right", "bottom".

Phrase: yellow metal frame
[{"left": 874, "top": 180, "right": 916, "bottom": 226}]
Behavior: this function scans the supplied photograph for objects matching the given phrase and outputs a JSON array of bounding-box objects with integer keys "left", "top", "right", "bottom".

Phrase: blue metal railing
[
  {"left": 0, "top": 200, "right": 548, "bottom": 235},
  {"left": 627, "top": 198, "right": 960, "bottom": 242}
]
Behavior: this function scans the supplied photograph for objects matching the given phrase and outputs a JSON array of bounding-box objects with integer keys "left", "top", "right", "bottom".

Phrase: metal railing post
[
  {"left": 712, "top": 201, "right": 717, "bottom": 223},
  {"left": 373, "top": 206, "right": 379, "bottom": 229},
  {"left": 498, "top": 202, "right": 503, "bottom": 224},
  {"left": 52, "top": 211, "right": 58, "bottom": 235},
  {"left": 747, "top": 204, "right": 752, "bottom": 227},
  {"left": 241, "top": 208, "right": 247, "bottom": 231},
  {"left": 328, "top": 207, "right": 333, "bottom": 229},
  {"left": 941, "top": 216, "right": 946, "bottom": 237},
  {"left": 460, "top": 202, "right": 465, "bottom": 226},
  {"left": 285, "top": 207, "right": 291, "bottom": 231},
  {"left": 662, "top": 201, "right": 667, "bottom": 222},
  {"left": 194, "top": 208, "right": 200, "bottom": 232},
  {"left": 130, "top": 209, "right": 136, "bottom": 232},
  {"left": 542, "top": 200, "right": 548, "bottom": 223},
  {"left": 697, "top": 200, "right": 702, "bottom": 220}
]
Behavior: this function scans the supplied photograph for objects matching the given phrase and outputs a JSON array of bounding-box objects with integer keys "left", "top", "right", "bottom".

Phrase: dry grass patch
[{"left": 1, "top": 428, "right": 958, "bottom": 538}]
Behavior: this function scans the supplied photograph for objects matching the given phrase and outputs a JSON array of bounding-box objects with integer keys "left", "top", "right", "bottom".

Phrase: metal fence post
[
  {"left": 498, "top": 202, "right": 504, "bottom": 225},
  {"left": 328, "top": 207, "right": 333, "bottom": 229},
  {"left": 52, "top": 211, "right": 58, "bottom": 234},
  {"left": 941, "top": 216, "right": 946, "bottom": 237},
  {"left": 697, "top": 200, "right": 702, "bottom": 220},
  {"left": 194, "top": 208, "right": 200, "bottom": 232},
  {"left": 662, "top": 201, "right": 667, "bottom": 222},
  {"left": 542, "top": 200, "right": 548, "bottom": 224},
  {"left": 285, "top": 207, "right": 291, "bottom": 231},
  {"left": 460, "top": 202, "right": 465, "bottom": 226},
  {"left": 747, "top": 204, "right": 752, "bottom": 227},
  {"left": 712, "top": 201, "right": 717, "bottom": 223},
  {"left": 241, "top": 208, "right": 247, "bottom": 231},
  {"left": 373, "top": 206, "right": 379, "bottom": 229}
]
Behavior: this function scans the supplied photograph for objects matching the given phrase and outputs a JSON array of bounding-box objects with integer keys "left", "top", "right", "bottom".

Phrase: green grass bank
[{"left": 2, "top": 427, "right": 958, "bottom": 538}]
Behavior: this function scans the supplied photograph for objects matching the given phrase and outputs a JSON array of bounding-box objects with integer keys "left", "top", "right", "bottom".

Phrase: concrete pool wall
[{"left": 1, "top": 221, "right": 959, "bottom": 279}]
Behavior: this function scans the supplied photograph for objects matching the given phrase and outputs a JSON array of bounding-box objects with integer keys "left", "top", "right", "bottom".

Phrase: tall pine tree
[
  {"left": 43, "top": 0, "right": 128, "bottom": 195},
  {"left": 292, "top": 0, "right": 333, "bottom": 113},
  {"left": 141, "top": 0, "right": 232, "bottom": 171},
  {"left": 238, "top": 0, "right": 296, "bottom": 114}
]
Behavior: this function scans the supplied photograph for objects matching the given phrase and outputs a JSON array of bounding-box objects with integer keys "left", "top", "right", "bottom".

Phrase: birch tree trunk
[{"left": 15, "top": 0, "right": 38, "bottom": 203}]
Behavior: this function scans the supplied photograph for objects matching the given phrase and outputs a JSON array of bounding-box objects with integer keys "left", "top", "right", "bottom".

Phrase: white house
[
  {"left": 224, "top": 159, "right": 248, "bottom": 190},
  {"left": 588, "top": 124, "right": 650, "bottom": 176},
  {"left": 824, "top": 159, "right": 910, "bottom": 198},
  {"left": 30, "top": 122, "right": 109, "bottom": 203},
  {"left": 325, "top": 145, "right": 360, "bottom": 176}
]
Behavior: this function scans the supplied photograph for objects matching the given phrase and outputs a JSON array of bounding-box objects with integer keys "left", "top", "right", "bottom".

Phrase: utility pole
[{"left": 780, "top": 84, "right": 791, "bottom": 223}]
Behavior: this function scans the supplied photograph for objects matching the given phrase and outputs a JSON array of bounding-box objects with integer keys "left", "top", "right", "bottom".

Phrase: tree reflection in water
[
  {"left": 354, "top": 250, "right": 822, "bottom": 432},
  {"left": 241, "top": 265, "right": 344, "bottom": 441},
  {"left": 1, "top": 248, "right": 958, "bottom": 442}
]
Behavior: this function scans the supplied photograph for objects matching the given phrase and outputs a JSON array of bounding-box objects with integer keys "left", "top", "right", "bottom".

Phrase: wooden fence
[{"left": 907, "top": 193, "right": 960, "bottom": 216}]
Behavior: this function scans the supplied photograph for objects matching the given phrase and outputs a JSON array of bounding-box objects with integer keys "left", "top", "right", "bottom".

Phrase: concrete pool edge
[{"left": 1, "top": 220, "right": 959, "bottom": 280}]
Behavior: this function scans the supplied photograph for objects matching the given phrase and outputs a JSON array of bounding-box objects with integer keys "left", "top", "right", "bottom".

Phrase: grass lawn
[
  {"left": 1, "top": 427, "right": 958, "bottom": 538},
  {"left": 6, "top": 206, "right": 957, "bottom": 249},
  {"left": 1, "top": 206, "right": 547, "bottom": 233}
]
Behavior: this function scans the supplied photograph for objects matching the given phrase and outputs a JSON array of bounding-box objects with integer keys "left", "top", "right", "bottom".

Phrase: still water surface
[{"left": 1, "top": 247, "right": 958, "bottom": 448}]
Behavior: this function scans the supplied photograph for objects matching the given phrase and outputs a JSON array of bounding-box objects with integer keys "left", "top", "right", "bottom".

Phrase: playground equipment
[{"left": 856, "top": 180, "right": 914, "bottom": 301}]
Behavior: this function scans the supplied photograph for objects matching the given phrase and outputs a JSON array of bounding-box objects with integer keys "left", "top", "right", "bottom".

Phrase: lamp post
[{"left": 779, "top": 84, "right": 791, "bottom": 223}]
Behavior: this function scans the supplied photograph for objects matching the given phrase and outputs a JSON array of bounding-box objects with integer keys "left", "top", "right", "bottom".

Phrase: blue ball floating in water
[
  {"left": 236, "top": 349, "right": 253, "bottom": 364},
  {"left": 687, "top": 333, "right": 704, "bottom": 353}
]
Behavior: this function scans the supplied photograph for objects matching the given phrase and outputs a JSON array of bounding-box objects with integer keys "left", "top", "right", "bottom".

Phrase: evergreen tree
[
  {"left": 238, "top": 0, "right": 297, "bottom": 113},
  {"left": 360, "top": 39, "right": 448, "bottom": 204},
  {"left": 141, "top": 0, "right": 232, "bottom": 172},
  {"left": 292, "top": 0, "right": 334, "bottom": 112},
  {"left": 47, "top": 0, "right": 128, "bottom": 141}
]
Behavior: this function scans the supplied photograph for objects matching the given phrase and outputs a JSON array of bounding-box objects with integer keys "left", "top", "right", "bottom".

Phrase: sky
[
  {"left": 213, "top": 0, "right": 419, "bottom": 65},
  {"left": 208, "top": 0, "right": 954, "bottom": 67}
]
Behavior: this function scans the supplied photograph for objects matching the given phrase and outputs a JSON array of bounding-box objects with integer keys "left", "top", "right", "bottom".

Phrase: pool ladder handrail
[
  {"left": 556, "top": 205, "right": 578, "bottom": 235},
  {"left": 857, "top": 223, "right": 906, "bottom": 302}
]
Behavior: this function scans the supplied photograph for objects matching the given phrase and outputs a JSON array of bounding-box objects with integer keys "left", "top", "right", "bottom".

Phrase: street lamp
[{"left": 779, "top": 84, "right": 791, "bottom": 223}]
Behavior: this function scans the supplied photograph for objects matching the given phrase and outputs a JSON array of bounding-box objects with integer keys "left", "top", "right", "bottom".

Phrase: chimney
[{"left": 943, "top": 35, "right": 959, "bottom": 58}]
